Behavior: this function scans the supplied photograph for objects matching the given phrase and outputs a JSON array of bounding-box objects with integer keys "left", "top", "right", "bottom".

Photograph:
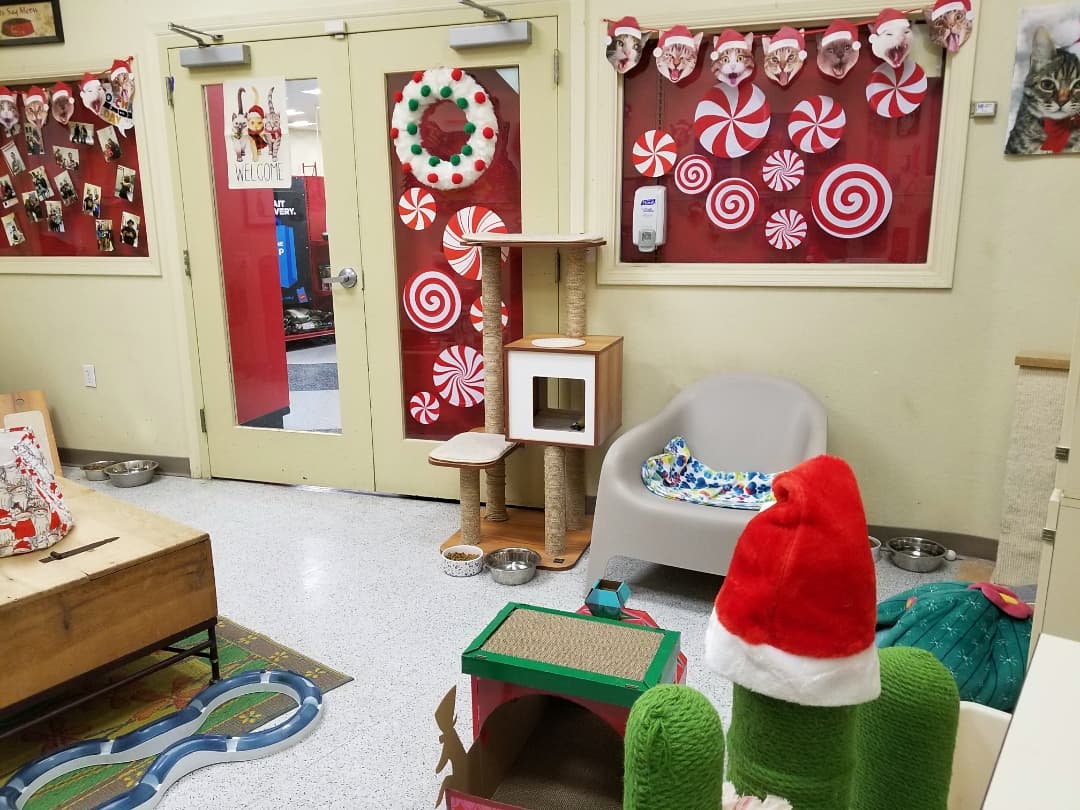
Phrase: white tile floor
[{"left": 69, "top": 472, "right": 964, "bottom": 809}]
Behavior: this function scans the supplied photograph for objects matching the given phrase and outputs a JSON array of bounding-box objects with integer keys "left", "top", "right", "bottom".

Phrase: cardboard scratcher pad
[{"left": 481, "top": 607, "right": 662, "bottom": 681}]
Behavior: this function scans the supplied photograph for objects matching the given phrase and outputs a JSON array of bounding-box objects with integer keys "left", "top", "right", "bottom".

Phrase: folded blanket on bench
[{"left": 641, "top": 436, "right": 776, "bottom": 510}]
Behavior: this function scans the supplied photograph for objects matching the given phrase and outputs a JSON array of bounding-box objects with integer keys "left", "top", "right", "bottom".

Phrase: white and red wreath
[{"left": 390, "top": 67, "right": 498, "bottom": 191}]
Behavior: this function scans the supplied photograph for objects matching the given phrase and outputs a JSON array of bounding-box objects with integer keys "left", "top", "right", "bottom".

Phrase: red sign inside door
[{"left": 386, "top": 68, "right": 523, "bottom": 441}]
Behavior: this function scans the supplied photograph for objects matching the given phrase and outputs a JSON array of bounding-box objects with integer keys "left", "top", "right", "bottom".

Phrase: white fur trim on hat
[
  {"left": 662, "top": 35, "right": 696, "bottom": 49},
  {"left": 614, "top": 23, "right": 639, "bottom": 37},
  {"left": 822, "top": 31, "right": 858, "bottom": 47},
  {"left": 768, "top": 37, "right": 800, "bottom": 52},
  {"left": 705, "top": 614, "right": 881, "bottom": 707}
]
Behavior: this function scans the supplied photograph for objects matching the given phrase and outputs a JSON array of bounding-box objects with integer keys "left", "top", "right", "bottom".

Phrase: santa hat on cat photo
[
  {"left": 870, "top": 8, "right": 911, "bottom": 37},
  {"left": 605, "top": 16, "right": 642, "bottom": 45},
  {"left": 109, "top": 58, "right": 132, "bottom": 81},
  {"left": 929, "top": 0, "right": 973, "bottom": 20},
  {"left": 50, "top": 81, "right": 73, "bottom": 101},
  {"left": 821, "top": 19, "right": 861, "bottom": 50},
  {"left": 22, "top": 86, "right": 47, "bottom": 106},
  {"left": 0, "top": 87, "right": 15, "bottom": 105},
  {"left": 653, "top": 25, "right": 697, "bottom": 57},
  {"left": 710, "top": 29, "right": 752, "bottom": 60},
  {"left": 765, "top": 25, "right": 807, "bottom": 60},
  {"left": 704, "top": 455, "right": 881, "bottom": 707}
]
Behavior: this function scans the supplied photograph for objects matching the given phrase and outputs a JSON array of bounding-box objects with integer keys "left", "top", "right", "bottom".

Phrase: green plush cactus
[
  {"left": 623, "top": 684, "right": 725, "bottom": 810},
  {"left": 727, "top": 685, "right": 857, "bottom": 810},
  {"left": 852, "top": 647, "right": 959, "bottom": 810}
]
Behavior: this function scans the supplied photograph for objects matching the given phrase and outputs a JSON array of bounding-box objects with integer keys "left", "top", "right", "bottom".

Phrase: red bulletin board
[
  {"left": 0, "top": 80, "right": 149, "bottom": 258},
  {"left": 620, "top": 33, "right": 944, "bottom": 265},
  {"left": 386, "top": 68, "right": 524, "bottom": 442}
]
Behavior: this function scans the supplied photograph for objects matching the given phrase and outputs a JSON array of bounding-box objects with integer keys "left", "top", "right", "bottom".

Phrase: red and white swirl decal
[
  {"left": 866, "top": 61, "right": 928, "bottom": 119},
  {"left": 433, "top": 345, "right": 485, "bottom": 407},
  {"left": 693, "top": 83, "right": 771, "bottom": 159},
  {"left": 765, "top": 209, "right": 808, "bottom": 250},
  {"left": 442, "top": 205, "right": 508, "bottom": 281},
  {"left": 632, "top": 129, "right": 678, "bottom": 178},
  {"left": 397, "top": 188, "right": 437, "bottom": 230},
  {"left": 402, "top": 269, "right": 462, "bottom": 333},
  {"left": 787, "top": 96, "right": 847, "bottom": 154},
  {"left": 705, "top": 179, "right": 759, "bottom": 231},
  {"left": 469, "top": 297, "right": 508, "bottom": 332},
  {"left": 673, "top": 155, "right": 713, "bottom": 196},
  {"left": 812, "top": 163, "right": 893, "bottom": 239},
  {"left": 409, "top": 391, "right": 440, "bottom": 425},
  {"left": 761, "top": 150, "right": 805, "bottom": 192}
]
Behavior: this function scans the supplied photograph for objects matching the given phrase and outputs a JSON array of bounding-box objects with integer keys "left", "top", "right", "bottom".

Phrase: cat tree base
[{"left": 439, "top": 508, "right": 592, "bottom": 571}]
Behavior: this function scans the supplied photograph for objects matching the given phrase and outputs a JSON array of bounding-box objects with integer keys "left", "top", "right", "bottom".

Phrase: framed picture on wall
[{"left": 0, "top": 1, "right": 63, "bottom": 47}]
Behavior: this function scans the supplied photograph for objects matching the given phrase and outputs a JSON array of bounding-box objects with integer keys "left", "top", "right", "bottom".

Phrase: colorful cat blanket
[
  {"left": 875, "top": 581, "right": 1032, "bottom": 712},
  {"left": 641, "top": 436, "right": 776, "bottom": 510}
]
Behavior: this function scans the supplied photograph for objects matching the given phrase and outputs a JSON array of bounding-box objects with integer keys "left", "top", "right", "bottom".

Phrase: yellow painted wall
[{"left": 0, "top": 0, "right": 1076, "bottom": 538}]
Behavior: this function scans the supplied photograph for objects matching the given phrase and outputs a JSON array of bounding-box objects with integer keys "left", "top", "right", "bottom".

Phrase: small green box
[{"left": 461, "top": 603, "right": 681, "bottom": 708}]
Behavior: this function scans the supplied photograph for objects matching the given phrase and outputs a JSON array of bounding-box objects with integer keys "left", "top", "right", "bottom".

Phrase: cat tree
[{"left": 429, "top": 233, "right": 621, "bottom": 569}]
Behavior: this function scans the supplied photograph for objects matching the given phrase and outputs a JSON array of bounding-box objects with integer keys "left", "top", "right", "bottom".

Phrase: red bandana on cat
[{"left": 1043, "top": 114, "right": 1080, "bottom": 153}]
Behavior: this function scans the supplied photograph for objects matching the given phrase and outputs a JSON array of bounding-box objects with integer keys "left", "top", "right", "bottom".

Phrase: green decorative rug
[{"left": 0, "top": 617, "right": 352, "bottom": 810}]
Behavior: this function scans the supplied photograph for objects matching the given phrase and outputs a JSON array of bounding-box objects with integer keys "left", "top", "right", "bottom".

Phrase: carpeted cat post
[
  {"left": 623, "top": 684, "right": 725, "bottom": 810},
  {"left": 705, "top": 455, "right": 880, "bottom": 810},
  {"left": 851, "top": 646, "right": 960, "bottom": 810}
]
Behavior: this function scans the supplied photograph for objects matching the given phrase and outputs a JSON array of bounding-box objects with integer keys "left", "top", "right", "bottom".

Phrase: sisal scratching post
[
  {"left": 544, "top": 445, "right": 566, "bottom": 554},
  {"left": 460, "top": 468, "right": 482, "bottom": 545},
  {"left": 480, "top": 244, "right": 508, "bottom": 522},
  {"left": 564, "top": 246, "right": 588, "bottom": 531}
]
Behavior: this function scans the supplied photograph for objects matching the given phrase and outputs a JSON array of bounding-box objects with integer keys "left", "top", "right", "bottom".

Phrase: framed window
[{"left": 587, "top": 3, "right": 979, "bottom": 287}]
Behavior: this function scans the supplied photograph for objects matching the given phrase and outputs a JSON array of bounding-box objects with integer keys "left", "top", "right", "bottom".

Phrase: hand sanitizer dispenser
[{"left": 632, "top": 186, "right": 666, "bottom": 253}]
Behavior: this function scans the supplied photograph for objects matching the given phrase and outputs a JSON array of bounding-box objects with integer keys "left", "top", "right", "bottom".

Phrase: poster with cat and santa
[
  {"left": 1006, "top": 4, "right": 1080, "bottom": 156},
  {"left": 222, "top": 77, "right": 291, "bottom": 189}
]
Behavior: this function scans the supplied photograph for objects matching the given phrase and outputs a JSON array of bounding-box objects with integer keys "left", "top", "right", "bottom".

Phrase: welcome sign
[{"left": 222, "top": 76, "right": 290, "bottom": 189}]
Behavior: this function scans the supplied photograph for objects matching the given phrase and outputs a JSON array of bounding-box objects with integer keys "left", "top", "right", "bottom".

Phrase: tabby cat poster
[
  {"left": 222, "top": 77, "right": 291, "bottom": 188},
  {"left": 1006, "top": 5, "right": 1080, "bottom": 155}
]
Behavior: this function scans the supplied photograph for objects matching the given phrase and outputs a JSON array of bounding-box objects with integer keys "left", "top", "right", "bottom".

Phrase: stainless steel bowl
[
  {"left": 81, "top": 460, "right": 117, "bottom": 481},
  {"left": 886, "top": 536, "right": 946, "bottom": 573},
  {"left": 869, "top": 535, "right": 882, "bottom": 563},
  {"left": 485, "top": 547, "right": 541, "bottom": 585},
  {"left": 104, "top": 460, "right": 159, "bottom": 488}
]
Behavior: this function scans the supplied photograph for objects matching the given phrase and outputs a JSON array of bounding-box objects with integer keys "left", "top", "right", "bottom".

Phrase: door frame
[{"left": 156, "top": 0, "right": 574, "bottom": 483}]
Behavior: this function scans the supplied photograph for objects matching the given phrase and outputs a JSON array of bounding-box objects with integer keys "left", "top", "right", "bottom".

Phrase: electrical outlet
[{"left": 82, "top": 364, "right": 97, "bottom": 388}]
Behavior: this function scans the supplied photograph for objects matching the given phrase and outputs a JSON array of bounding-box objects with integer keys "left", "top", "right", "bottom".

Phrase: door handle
[{"left": 326, "top": 267, "right": 358, "bottom": 289}]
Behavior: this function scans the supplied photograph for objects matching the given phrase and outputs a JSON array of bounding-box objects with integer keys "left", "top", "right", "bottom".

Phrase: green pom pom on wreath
[
  {"left": 461, "top": 144, "right": 473, "bottom": 156},
  {"left": 420, "top": 85, "right": 431, "bottom": 97},
  {"left": 464, "top": 122, "right": 476, "bottom": 134},
  {"left": 428, "top": 156, "right": 441, "bottom": 167},
  {"left": 407, "top": 123, "right": 418, "bottom": 135},
  {"left": 408, "top": 99, "right": 419, "bottom": 112},
  {"left": 410, "top": 144, "right": 422, "bottom": 155},
  {"left": 440, "top": 86, "right": 452, "bottom": 98},
  {"left": 456, "top": 98, "right": 468, "bottom": 109},
  {"left": 450, "top": 154, "right": 461, "bottom": 166}
]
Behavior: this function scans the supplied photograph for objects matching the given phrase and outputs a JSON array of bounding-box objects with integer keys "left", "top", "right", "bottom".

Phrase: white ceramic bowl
[{"left": 441, "top": 544, "right": 485, "bottom": 577}]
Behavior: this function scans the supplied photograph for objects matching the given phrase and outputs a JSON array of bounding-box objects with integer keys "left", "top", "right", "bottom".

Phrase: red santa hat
[
  {"left": 822, "top": 19, "right": 861, "bottom": 50},
  {"left": 704, "top": 455, "right": 881, "bottom": 707},
  {"left": 22, "top": 86, "right": 47, "bottom": 106},
  {"left": 51, "top": 81, "right": 73, "bottom": 101},
  {"left": 765, "top": 26, "right": 807, "bottom": 60},
  {"left": 80, "top": 72, "right": 102, "bottom": 92},
  {"left": 248, "top": 104, "right": 265, "bottom": 118},
  {"left": 930, "top": 0, "right": 973, "bottom": 20},
  {"left": 0, "top": 86, "right": 16, "bottom": 105},
  {"left": 110, "top": 57, "right": 133, "bottom": 80},
  {"left": 870, "top": 8, "right": 910, "bottom": 36},
  {"left": 605, "top": 16, "right": 642, "bottom": 46},
  {"left": 710, "top": 29, "right": 751, "bottom": 60},
  {"left": 653, "top": 25, "right": 697, "bottom": 58}
]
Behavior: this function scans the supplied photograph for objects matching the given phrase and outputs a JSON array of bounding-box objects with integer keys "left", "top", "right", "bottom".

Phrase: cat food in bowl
[
  {"left": 441, "top": 544, "right": 485, "bottom": 577},
  {"left": 82, "top": 460, "right": 117, "bottom": 481}
]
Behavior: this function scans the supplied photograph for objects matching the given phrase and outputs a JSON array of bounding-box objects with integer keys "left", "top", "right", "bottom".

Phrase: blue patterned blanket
[{"left": 641, "top": 436, "right": 776, "bottom": 510}]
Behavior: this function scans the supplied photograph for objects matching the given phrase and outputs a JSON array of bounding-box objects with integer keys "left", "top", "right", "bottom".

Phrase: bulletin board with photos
[{"left": 0, "top": 80, "right": 147, "bottom": 258}]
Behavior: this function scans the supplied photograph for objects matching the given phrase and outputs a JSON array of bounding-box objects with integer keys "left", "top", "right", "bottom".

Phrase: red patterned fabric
[{"left": 0, "top": 427, "right": 73, "bottom": 557}]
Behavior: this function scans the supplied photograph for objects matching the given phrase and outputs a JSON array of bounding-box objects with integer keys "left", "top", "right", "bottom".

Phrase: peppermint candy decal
[
  {"left": 470, "top": 297, "right": 508, "bottom": 332},
  {"left": 866, "top": 60, "right": 927, "bottom": 119},
  {"left": 761, "top": 150, "right": 805, "bottom": 192},
  {"left": 812, "top": 162, "right": 893, "bottom": 239},
  {"left": 706, "top": 178, "right": 759, "bottom": 231},
  {"left": 397, "top": 188, "right": 437, "bottom": 231},
  {"left": 787, "top": 95, "right": 846, "bottom": 154},
  {"left": 632, "top": 129, "right": 678, "bottom": 177},
  {"left": 409, "top": 391, "right": 441, "bottom": 425},
  {"left": 433, "top": 345, "right": 485, "bottom": 408},
  {"left": 402, "top": 268, "right": 462, "bottom": 334},
  {"left": 694, "top": 82, "right": 771, "bottom": 159},
  {"left": 390, "top": 67, "right": 498, "bottom": 190},
  {"left": 442, "top": 205, "right": 508, "bottom": 281},
  {"left": 765, "top": 209, "right": 808, "bottom": 250},
  {"left": 673, "top": 155, "right": 714, "bottom": 195}
]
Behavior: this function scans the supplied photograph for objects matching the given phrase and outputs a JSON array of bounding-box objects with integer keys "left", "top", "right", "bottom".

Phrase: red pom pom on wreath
[
  {"left": 390, "top": 127, "right": 399, "bottom": 139},
  {"left": 412, "top": 71, "right": 424, "bottom": 82},
  {"left": 451, "top": 68, "right": 463, "bottom": 81},
  {"left": 394, "top": 91, "right": 404, "bottom": 103},
  {"left": 474, "top": 160, "right": 486, "bottom": 171},
  {"left": 428, "top": 173, "right": 439, "bottom": 183},
  {"left": 452, "top": 173, "right": 463, "bottom": 184},
  {"left": 402, "top": 163, "right": 413, "bottom": 174},
  {"left": 482, "top": 126, "right": 495, "bottom": 139},
  {"left": 474, "top": 91, "right": 486, "bottom": 103}
]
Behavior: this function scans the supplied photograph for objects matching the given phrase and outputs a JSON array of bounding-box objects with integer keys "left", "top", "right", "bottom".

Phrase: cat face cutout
[
  {"left": 762, "top": 38, "right": 807, "bottom": 86},
  {"left": 817, "top": 34, "right": 861, "bottom": 80},
  {"left": 869, "top": 19, "right": 913, "bottom": 68},
  {"left": 607, "top": 32, "right": 646, "bottom": 74},
  {"left": 710, "top": 32, "right": 756, "bottom": 87},
  {"left": 654, "top": 28, "right": 704, "bottom": 84},
  {"left": 925, "top": 6, "right": 973, "bottom": 53}
]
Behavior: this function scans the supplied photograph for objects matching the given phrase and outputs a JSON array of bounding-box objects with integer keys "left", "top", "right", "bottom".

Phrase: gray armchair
[{"left": 588, "top": 373, "right": 827, "bottom": 580}]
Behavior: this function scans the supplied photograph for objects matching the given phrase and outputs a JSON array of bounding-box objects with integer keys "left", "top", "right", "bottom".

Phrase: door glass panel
[
  {"left": 386, "top": 67, "right": 522, "bottom": 441},
  {"left": 204, "top": 79, "right": 342, "bottom": 433}
]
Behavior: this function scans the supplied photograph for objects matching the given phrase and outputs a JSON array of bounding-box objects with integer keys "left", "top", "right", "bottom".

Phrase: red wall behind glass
[
  {"left": 0, "top": 81, "right": 149, "bottom": 258},
  {"left": 387, "top": 69, "right": 523, "bottom": 441},
  {"left": 620, "top": 35, "right": 943, "bottom": 264}
]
